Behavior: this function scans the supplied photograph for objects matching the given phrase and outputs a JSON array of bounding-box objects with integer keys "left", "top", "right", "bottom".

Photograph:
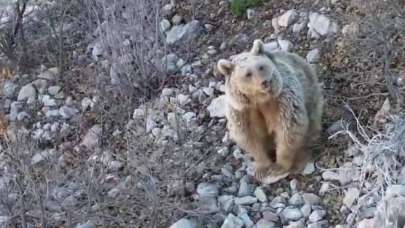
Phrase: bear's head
[{"left": 217, "top": 39, "right": 283, "bottom": 101}]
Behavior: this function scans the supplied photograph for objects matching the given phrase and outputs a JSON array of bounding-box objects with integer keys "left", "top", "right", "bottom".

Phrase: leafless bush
[
  {"left": 86, "top": 0, "right": 166, "bottom": 99},
  {"left": 341, "top": 0, "right": 405, "bottom": 109},
  {"left": 329, "top": 107, "right": 405, "bottom": 226}
]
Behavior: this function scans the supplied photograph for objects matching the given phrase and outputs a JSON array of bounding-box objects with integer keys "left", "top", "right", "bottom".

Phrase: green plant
[{"left": 230, "top": 0, "right": 262, "bottom": 17}]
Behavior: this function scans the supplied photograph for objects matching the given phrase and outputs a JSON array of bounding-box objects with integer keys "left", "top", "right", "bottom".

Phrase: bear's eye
[
  {"left": 258, "top": 65, "right": 265, "bottom": 71},
  {"left": 246, "top": 72, "right": 252, "bottom": 78}
]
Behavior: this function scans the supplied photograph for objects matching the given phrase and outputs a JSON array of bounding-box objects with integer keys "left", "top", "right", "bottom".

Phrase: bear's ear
[
  {"left": 250, "top": 39, "right": 265, "bottom": 55},
  {"left": 217, "top": 59, "right": 234, "bottom": 76}
]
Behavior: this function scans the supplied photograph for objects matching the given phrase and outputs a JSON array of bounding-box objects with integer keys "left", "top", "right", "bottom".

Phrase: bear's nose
[{"left": 261, "top": 80, "right": 270, "bottom": 88}]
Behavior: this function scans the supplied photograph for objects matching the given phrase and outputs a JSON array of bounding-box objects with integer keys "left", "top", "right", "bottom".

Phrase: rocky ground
[{"left": 0, "top": 0, "right": 405, "bottom": 228}]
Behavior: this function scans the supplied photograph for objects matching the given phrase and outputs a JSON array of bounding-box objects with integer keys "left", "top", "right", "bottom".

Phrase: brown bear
[{"left": 217, "top": 39, "right": 324, "bottom": 182}]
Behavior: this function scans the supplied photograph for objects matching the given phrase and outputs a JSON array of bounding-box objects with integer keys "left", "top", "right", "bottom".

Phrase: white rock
[
  {"left": 159, "top": 19, "right": 172, "bottom": 32},
  {"left": 289, "top": 193, "right": 304, "bottom": 206},
  {"left": 81, "top": 125, "right": 102, "bottom": 149},
  {"left": 9, "top": 101, "right": 22, "bottom": 121},
  {"left": 221, "top": 213, "right": 244, "bottom": 228},
  {"left": 207, "top": 95, "right": 226, "bottom": 118},
  {"left": 306, "top": 49, "right": 320, "bottom": 63},
  {"left": 32, "top": 149, "right": 54, "bottom": 165},
  {"left": 234, "top": 196, "right": 257, "bottom": 205},
  {"left": 278, "top": 9, "right": 298, "bottom": 27},
  {"left": 301, "top": 204, "right": 312, "bottom": 217},
  {"left": 17, "top": 83, "right": 36, "bottom": 103},
  {"left": 343, "top": 188, "right": 359, "bottom": 207},
  {"left": 290, "top": 179, "right": 299, "bottom": 192},
  {"left": 278, "top": 39, "right": 293, "bottom": 52},
  {"left": 75, "top": 221, "right": 95, "bottom": 228},
  {"left": 246, "top": 9, "right": 256, "bottom": 20},
  {"left": 42, "top": 95, "right": 57, "bottom": 106},
  {"left": 322, "top": 170, "right": 340, "bottom": 181},
  {"left": 302, "top": 162, "right": 316, "bottom": 175},
  {"left": 161, "top": 53, "right": 179, "bottom": 73},
  {"left": 262, "top": 172, "right": 289, "bottom": 184},
  {"left": 169, "top": 218, "right": 197, "bottom": 228},
  {"left": 197, "top": 183, "right": 219, "bottom": 198},
  {"left": 48, "top": 86, "right": 62, "bottom": 96},
  {"left": 357, "top": 218, "right": 375, "bottom": 228},
  {"left": 17, "top": 112, "right": 30, "bottom": 121},
  {"left": 281, "top": 207, "right": 303, "bottom": 221},
  {"left": 172, "top": 14, "right": 183, "bottom": 25},
  {"left": 238, "top": 176, "right": 250, "bottom": 197},
  {"left": 45, "top": 109, "right": 60, "bottom": 118},
  {"left": 3, "top": 81, "right": 17, "bottom": 98},
  {"left": 309, "top": 210, "right": 326, "bottom": 222},
  {"left": 319, "top": 182, "right": 330, "bottom": 196},
  {"left": 59, "top": 106, "right": 79, "bottom": 119},
  {"left": 293, "top": 22, "right": 306, "bottom": 33},
  {"left": 254, "top": 187, "right": 267, "bottom": 202},
  {"left": 240, "top": 213, "right": 254, "bottom": 228},
  {"left": 166, "top": 20, "right": 203, "bottom": 45},
  {"left": 308, "top": 12, "right": 338, "bottom": 37},
  {"left": 285, "top": 220, "right": 305, "bottom": 228},
  {"left": 218, "top": 195, "right": 234, "bottom": 212},
  {"left": 256, "top": 219, "right": 276, "bottom": 228},
  {"left": 81, "top": 97, "right": 94, "bottom": 111},
  {"left": 177, "top": 94, "right": 190, "bottom": 106},
  {"left": 302, "top": 193, "right": 321, "bottom": 205},
  {"left": 91, "top": 41, "right": 105, "bottom": 60},
  {"left": 263, "top": 41, "right": 279, "bottom": 52}
]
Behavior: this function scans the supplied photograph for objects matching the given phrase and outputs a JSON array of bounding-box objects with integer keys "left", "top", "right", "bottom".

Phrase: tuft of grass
[{"left": 230, "top": 0, "right": 262, "bottom": 17}]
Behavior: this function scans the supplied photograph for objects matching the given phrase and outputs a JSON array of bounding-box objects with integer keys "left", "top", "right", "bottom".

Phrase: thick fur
[{"left": 217, "top": 39, "right": 324, "bottom": 181}]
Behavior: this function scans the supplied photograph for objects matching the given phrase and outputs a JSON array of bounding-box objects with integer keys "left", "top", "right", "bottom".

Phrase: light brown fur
[{"left": 218, "top": 39, "right": 324, "bottom": 181}]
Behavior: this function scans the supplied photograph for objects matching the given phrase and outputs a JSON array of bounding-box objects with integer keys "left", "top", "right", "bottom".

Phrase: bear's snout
[{"left": 261, "top": 80, "right": 271, "bottom": 89}]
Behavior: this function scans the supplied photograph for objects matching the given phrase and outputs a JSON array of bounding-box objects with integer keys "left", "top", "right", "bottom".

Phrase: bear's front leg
[
  {"left": 226, "top": 105, "right": 274, "bottom": 181},
  {"left": 268, "top": 92, "right": 309, "bottom": 177}
]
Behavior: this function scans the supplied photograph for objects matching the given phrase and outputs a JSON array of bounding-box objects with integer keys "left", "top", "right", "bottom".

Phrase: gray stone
[
  {"left": 302, "top": 162, "right": 316, "bottom": 175},
  {"left": 9, "top": 101, "right": 22, "bottom": 121},
  {"left": 285, "top": 220, "right": 305, "bottom": 228},
  {"left": 81, "top": 125, "right": 102, "bottom": 149},
  {"left": 91, "top": 41, "right": 105, "bottom": 60},
  {"left": 160, "top": 19, "right": 171, "bottom": 33},
  {"left": 75, "top": 221, "right": 95, "bottom": 228},
  {"left": 171, "top": 14, "right": 183, "bottom": 25},
  {"left": 0, "top": 216, "right": 10, "bottom": 225},
  {"left": 59, "top": 105, "right": 79, "bottom": 119},
  {"left": 218, "top": 195, "right": 234, "bottom": 212},
  {"left": 48, "top": 86, "right": 62, "bottom": 96},
  {"left": 207, "top": 95, "right": 226, "bottom": 118},
  {"left": 169, "top": 218, "right": 197, "bottom": 228},
  {"left": 246, "top": 9, "right": 256, "bottom": 20},
  {"left": 301, "top": 204, "right": 312, "bottom": 217},
  {"left": 263, "top": 41, "right": 279, "bottom": 52},
  {"left": 270, "top": 196, "right": 286, "bottom": 209},
  {"left": 256, "top": 219, "right": 276, "bottom": 228},
  {"left": 281, "top": 207, "right": 303, "bottom": 221},
  {"left": 290, "top": 179, "right": 299, "bottom": 192},
  {"left": 322, "top": 171, "right": 340, "bottom": 181},
  {"left": 254, "top": 187, "right": 267, "bottom": 202},
  {"left": 3, "top": 81, "right": 17, "bottom": 98},
  {"left": 309, "top": 210, "right": 326, "bottom": 222},
  {"left": 234, "top": 196, "right": 257, "bottom": 205},
  {"left": 293, "top": 22, "right": 306, "bottom": 33},
  {"left": 308, "top": 221, "right": 328, "bottom": 228},
  {"left": 32, "top": 149, "right": 54, "bottom": 165},
  {"left": 166, "top": 20, "right": 203, "bottom": 45},
  {"left": 399, "top": 167, "right": 405, "bottom": 185},
  {"left": 308, "top": 12, "right": 338, "bottom": 37},
  {"left": 177, "top": 94, "right": 190, "bottom": 106},
  {"left": 319, "top": 182, "right": 330, "bottom": 196},
  {"left": 262, "top": 210, "right": 279, "bottom": 222},
  {"left": 278, "top": 39, "right": 293, "bottom": 52},
  {"left": 239, "top": 212, "right": 254, "bottom": 227},
  {"left": 221, "top": 213, "right": 243, "bottom": 228},
  {"left": 42, "top": 95, "right": 57, "bottom": 106},
  {"left": 278, "top": 9, "right": 298, "bottom": 27},
  {"left": 302, "top": 193, "right": 321, "bottom": 205},
  {"left": 17, "top": 83, "right": 36, "bottom": 103},
  {"left": 238, "top": 176, "right": 250, "bottom": 197},
  {"left": 17, "top": 112, "right": 30, "bottom": 121},
  {"left": 197, "top": 182, "right": 219, "bottom": 198},
  {"left": 289, "top": 193, "right": 304, "bottom": 206},
  {"left": 307, "top": 49, "right": 320, "bottom": 63},
  {"left": 161, "top": 53, "right": 179, "bottom": 73},
  {"left": 343, "top": 188, "right": 359, "bottom": 207}
]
